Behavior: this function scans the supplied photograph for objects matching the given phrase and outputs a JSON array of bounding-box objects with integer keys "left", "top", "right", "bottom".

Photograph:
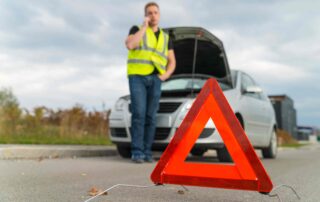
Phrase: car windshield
[{"left": 161, "top": 76, "right": 231, "bottom": 91}]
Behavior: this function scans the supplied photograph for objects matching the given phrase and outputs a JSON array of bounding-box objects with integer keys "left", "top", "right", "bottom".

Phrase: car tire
[
  {"left": 217, "top": 146, "right": 233, "bottom": 162},
  {"left": 116, "top": 145, "right": 131, "bottom": 158},
  {"left": 190, "top": 148, "right": 207, "bottom": 156},
  {"left": 262, "top": 129, "right": 277, "bottom": 159}
]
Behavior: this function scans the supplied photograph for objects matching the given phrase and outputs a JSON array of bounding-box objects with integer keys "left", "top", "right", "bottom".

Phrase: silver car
[{"left": 109, "top": 27, "right": 277, "bottom": 162}]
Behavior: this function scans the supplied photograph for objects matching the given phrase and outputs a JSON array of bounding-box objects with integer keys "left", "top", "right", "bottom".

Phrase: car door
[
  {"left": 238, "top": 73, "right": 267, "bottom": 145},
  {"left": 256, "top": 91, "right": 275, "bottom": 144}
]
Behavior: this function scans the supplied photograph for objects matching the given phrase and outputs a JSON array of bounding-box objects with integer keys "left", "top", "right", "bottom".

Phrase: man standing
[{"left": 125, "top": 2, "right": 176, "bottom": 163}]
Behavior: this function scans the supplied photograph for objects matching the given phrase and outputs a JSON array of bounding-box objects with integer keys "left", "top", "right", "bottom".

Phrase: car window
[
  {"left": 241, "top": 73, "right": 254, "bottom": 91},
  {"left": 161, "top": 77, "right": 230, "bottom": 91},
  {"left": 231, "top": 71, "right": 237, "bottom": 87},
  {"left": 241, "top": 73, "right": 261, "bottom": 99},
  {"left": 162, "top": 78, "right": 205, "bottom": 91}
]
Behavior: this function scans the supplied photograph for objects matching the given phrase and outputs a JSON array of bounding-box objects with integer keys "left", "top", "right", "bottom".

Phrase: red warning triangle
[{"left": 151, "top": 78, "right": 273, "bottom": 193}]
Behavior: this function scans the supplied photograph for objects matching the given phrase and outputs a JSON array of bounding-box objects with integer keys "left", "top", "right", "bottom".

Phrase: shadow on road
[
  {"left": 111, "top": 151, "right": 235, "bottom": 165},
  {"left": 153, "top": 152, "right": 232, "bottom": 164}
]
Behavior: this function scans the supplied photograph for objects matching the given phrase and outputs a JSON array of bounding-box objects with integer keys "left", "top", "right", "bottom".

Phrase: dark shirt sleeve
[
  {"left": 168, "top": 38, "right": 174, "bottom": 50},
  {"left": 128, "top": 26, "right": 139, "bottom": 35}
]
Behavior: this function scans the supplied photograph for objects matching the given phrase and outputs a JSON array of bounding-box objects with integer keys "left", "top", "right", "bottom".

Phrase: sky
[{"left": 0, "top": 0, "right": 319, "bottom": 127}]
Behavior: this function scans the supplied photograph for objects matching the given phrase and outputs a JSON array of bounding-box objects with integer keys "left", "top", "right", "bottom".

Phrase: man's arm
[
  {"left": 158, "top": 49, "right": 176, "bottom": 81},
  {"left": 125, "top": 17, "right": 149, "bottom": 50}
]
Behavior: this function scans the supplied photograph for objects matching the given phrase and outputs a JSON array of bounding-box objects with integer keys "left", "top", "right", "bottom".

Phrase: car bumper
[{"left": 109, "top": 99, "right": 225, "bottom": 149}]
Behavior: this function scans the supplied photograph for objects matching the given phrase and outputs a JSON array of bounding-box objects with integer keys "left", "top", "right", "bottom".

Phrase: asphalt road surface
[{"left": 1, "top": 144, "right": 319, "bottom": 202}]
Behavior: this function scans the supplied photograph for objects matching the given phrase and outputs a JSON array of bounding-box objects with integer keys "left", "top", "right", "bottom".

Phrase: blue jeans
[{"left": 129, "top": 74, "right": 162, "bottom": 159}]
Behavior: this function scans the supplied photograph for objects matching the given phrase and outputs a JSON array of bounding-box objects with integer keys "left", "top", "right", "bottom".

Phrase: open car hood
[{"left": 163, "top": 27, "right": 233, "bottom": 87}]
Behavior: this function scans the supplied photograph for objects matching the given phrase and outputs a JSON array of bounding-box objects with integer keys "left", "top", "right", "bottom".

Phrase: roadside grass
[
  {"left": 280, "top": 142, "right": 309, "bottom": 148},
  {"left": 0, "top": 133, "right": 111, "bottom": 145},
  {"left": 0, "top": 88, "right": 112, "bottom": 145},
  {"left": 0, "top": 122, "right": 113, "bottom": 145},
  {"left": 0, "top": 124, "right": 112, "bottom": 145},
  {"left": 276, "top": 129, "right": 309, "bottom": 148}
]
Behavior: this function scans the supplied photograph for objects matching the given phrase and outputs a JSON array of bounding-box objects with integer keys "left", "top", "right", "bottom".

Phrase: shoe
[
  {"left": 131, "top": 155, "right": 144, "bottom": 164},
  {"left": 132, "top": 158, "right": 144, "bottom": 163},
  {"left": 144, "top": 156, "right": 154, "bottom": 163}
]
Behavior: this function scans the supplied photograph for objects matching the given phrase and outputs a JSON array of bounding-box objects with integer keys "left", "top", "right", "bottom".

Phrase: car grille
[
  {"left": 129, "top": 102, "right": 182, "bottom": 113},
  {"left": 158, "top": 102, "right": 182, "bottom": 113},
  {"left": 110, "top": 127, "right": 213, "bottom": 140},
  {"left": 199, "top": 128, "right": 215, "bottom": 139},
  {"left": 154, "top": 128, "right": 171, "bottom": 140},
  {"left": 110, "top": 127, "right": 171, "bottom": 140},
  {"left": 110, "top": 128, "right": 127, "bottom": 138}
]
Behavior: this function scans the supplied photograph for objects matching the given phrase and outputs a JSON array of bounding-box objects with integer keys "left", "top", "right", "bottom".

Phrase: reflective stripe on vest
[
  {"left": 127, "top": 59, "right": 166, "bottom": 71},
  {"left": 127, "top": 27, "right": 169, "bottom": 75}
]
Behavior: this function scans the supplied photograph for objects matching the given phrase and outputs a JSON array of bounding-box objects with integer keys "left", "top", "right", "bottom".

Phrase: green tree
[{"left": 0, "top": 88, "right": 22, "bottom": 135}]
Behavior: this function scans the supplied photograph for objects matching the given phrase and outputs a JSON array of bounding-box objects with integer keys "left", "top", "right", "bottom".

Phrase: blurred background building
[{"left": 268, "top": 94, "right": 297, "bottom": 139}]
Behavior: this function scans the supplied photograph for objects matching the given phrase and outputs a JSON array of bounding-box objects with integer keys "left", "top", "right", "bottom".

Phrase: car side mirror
[{"left": 244, "top": 86, "right": 262, "bottom": 94}]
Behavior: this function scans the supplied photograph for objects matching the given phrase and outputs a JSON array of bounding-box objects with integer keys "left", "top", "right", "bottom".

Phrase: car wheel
[
  {"left": 190, "top": 148, "right": 208, "bottom": 156},
  {"left": 217, "top": 146, "right": 233, "bottom": 162},
  {"left": 215, "top": 114, "right": 242, "bottom": 162},
  {"left": 262, "top": 129, "right": 277, "bottom": 159},
  {"left": 116, "top": 145, "right": 131, "bottom": 158}
]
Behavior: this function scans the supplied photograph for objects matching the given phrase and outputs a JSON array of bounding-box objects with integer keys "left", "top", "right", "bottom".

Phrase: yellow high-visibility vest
[{"left": 127, "top": 27, "right": 169, "bottom": 75}]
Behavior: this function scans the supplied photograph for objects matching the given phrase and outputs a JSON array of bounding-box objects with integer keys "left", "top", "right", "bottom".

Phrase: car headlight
[
  {"left": 184, "top": 103, "right": 193, "bottom": 110},
  {"left": 180, "top": 101, "right": 195, "bottom": 120},
  {"left": 115, "top": 99, "right": 125, "bottom": 111},
  {"left": 184, "top": 100, "right": 195, "bottom": 111}
]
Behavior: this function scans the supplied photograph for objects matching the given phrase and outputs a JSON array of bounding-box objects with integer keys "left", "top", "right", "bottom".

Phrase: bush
[
  {"left": 0, "top": 88, "right": 22, "bottom": 135},
  {"left": 276, "top": 129, "right": 299, "bottom": 146},
  {"left": 0, "top": 88, "right": 111, "bottom": 145}
]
